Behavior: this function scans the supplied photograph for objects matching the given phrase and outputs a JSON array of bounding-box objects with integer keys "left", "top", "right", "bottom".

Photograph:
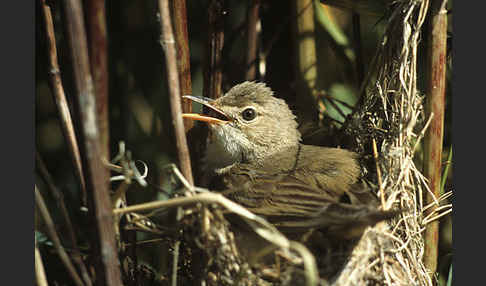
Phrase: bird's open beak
[{"left": 182, "top": 95, "right": 230, "bottom": 125}]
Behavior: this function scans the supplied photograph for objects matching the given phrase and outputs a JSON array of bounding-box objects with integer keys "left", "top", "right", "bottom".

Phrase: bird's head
[{"left": 183, "top": 81, "right": 302, "bottom": 170}]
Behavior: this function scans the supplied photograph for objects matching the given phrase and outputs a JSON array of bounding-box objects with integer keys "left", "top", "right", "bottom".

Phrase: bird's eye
[{"left": 241, "top": 107, "right": 257, "bottom": 121}]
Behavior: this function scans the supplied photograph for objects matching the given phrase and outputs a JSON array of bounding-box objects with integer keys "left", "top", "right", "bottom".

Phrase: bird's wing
[
  {"left": 218, "top": 165, "right": 396, "bottom": 238},
  {"left": 219, "top": 163, "right": 397, "bottom": 238},
  {"left": 220, "top": 163, "right": 338, "bottom": 216},
  {"left": 294, "top": 145, "right": 381, "bottom": 206}
]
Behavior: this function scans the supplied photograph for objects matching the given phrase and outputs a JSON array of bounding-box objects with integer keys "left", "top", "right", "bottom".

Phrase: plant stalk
[
  {"left": 170, "top": 0, "right": 194, "bottom": 132},
  {"left": 246, "top": 0, "right": 260, "bottom": 80},
  {"left": 85, "top": 0, "right": 110, "bottom": 160},
  {"left": 203, "top": 0, "right": 225, "bottom": 100},
  {"left": 423, "top": 0, "right": 448, "bottom": 281},
  {"left": 40, "top": 0, "right": 87, "bottom": 207},
  {"left": 62, "top": 0, "right": 123, "bottom": 284}
]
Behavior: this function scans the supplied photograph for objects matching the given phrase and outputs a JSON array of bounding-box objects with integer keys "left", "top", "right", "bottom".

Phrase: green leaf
[
  {"left": 35, "top": 230, "right": 53, "bottom": 247},
  {"left": 323, "top": 83, "right": 357, "bottom": 123},
  {"left": 440, "top": 147, "right": 452, "bottom": 195},
  {"left": 314, "top": 1, "right": 355, "bottom": 62}
]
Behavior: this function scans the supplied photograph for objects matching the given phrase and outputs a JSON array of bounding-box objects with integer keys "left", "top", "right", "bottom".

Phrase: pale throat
[
  {"left": 203, "top": 126, "right": 244, "bottom": 172},
  {"left": 203, "top": 123, "right": 294, "bottom": 173}
]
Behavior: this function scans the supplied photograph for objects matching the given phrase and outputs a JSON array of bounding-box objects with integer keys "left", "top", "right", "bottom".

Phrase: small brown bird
[{"left": 183, "top": 81, "right": 396, "bottom": 239}]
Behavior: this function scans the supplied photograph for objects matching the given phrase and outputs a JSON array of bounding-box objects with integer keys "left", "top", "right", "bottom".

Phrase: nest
[
  {"left": 116, "top": 1, "right": 439, "bottom": 285},
  {"left": 334, "top": 1, "right": 434, "bottom": 285}
]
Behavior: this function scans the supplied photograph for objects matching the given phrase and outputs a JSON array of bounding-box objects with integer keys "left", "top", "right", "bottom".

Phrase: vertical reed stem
[{"left": 423, "top": 0, "right": 448, "bottom": 281}]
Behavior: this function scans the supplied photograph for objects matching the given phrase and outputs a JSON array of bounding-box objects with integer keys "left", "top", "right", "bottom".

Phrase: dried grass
[{"left": 335, "top": 0, "right": 436, "bottom": 285}]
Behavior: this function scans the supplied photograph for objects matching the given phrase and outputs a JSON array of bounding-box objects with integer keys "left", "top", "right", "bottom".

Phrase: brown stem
[
  {"left": 203, "top": 0, "right": 225, "bottom": 100},
  {"left": 158, "top": 0, "right": 194, "bottom": 186},
  {"left": 62, "top": 1, "right": 123, "bottom": 285},
  {"left": 170, "top": 0, "right": 194, "bottom": 132},
  {"left": 85, "top": 0, "right": 110, "bottom": 160},
  {"left": 246, "top": 0, "right": 260, "bottom": 80},
  {"left": 191, "top": 0, "right": 225, "bottom": 186},
  {"left": 158, "top": 2, "right": 196, "bottom": 285},
  {"left": 40, "top": 0, "right": 87, "bottom": 207},
  {"left": 35, "top": 185, "right": 84, "bottom": 286},
  {"left": 423, "top": 0, "right": 448, "bottom": 282},
  {"left": 36, "top": 152, "right": 93, "bottom": 286},
  {"left": 194, "top": 2, "right": 227, "bottom": 282}
]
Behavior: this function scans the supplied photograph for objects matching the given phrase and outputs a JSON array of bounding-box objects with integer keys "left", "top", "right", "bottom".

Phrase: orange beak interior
[
  {"left": 182, "top": 95, "right": 230, "bottom": 125},
  {"left": 182, "top": 113, "right": 229, "bottom": 124}
]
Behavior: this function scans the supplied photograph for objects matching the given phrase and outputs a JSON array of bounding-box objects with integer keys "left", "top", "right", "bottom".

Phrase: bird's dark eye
[{"left": 241, "top": 107, "right": 257, "bottom": 121}]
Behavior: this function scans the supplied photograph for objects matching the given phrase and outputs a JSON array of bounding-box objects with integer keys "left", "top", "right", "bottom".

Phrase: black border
[
  {"left": 3, "top": 0, "right": 34, "bottom": 285},
  {"left": 452, "top": 0, "right": 476, "bottom": 285}
]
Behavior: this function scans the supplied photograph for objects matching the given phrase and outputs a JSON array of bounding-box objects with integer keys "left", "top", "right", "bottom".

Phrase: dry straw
[{"left": 335, "top": 0, "right": 448, "bottom": 285}]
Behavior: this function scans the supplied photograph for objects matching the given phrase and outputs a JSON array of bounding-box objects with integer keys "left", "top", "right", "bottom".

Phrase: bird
[{"left": 182, "top": 81, "right": 398, "bottom": 240}]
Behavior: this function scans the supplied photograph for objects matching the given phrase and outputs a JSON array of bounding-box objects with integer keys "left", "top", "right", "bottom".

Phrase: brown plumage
[{"left": 183, "top": 81, "right": 397, "bottom": 240}]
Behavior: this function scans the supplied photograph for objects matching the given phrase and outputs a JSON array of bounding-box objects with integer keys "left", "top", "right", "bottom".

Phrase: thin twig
[
  {"left": 158, "top": 1, "right": 195, "bottom": 285},
  {"left": 171, "top": 239, "right": 181, "bottom": 286},
  {"left": 40, "top": 0, "right": 87, "bottom": 207},
  {"left": 246, "top": 0, "right": 260, "bottom": 80},
  {"left": 35, "top": 185, "right": 84, "bottom": 286},
  {"left": 422, "top": 205, "right": 452, "bottom": 225},
  {"left": 35, "top": 152, "right": 92, "bottom": 286},
  {"left": 35, "top": 235, "right": 49, "bottom": 286},
  {"left": 288, "top": 241, "right": 319, "bottom": 286},
  {"left": 425, "top": 208, "right": 452, "bottom": 225},
  {"left": 63, "top": 0, "right": 123, "bottom": 284},
  {"left": 199, "top": 2, "right": 227, "bottom": 282},
  {"left": 124, "top": 238, "right": 167, "bottom": 246},
  {"left": 422, "top": 191, "right": 452, "bottom": 213},
  {"left": 372, "top": 138, "right": 386, "bottom": 209},
  {"left": 158, "top": 0, "right": 194, "bottom": 187}
]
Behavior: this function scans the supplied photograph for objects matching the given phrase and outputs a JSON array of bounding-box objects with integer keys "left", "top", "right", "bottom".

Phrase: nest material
[{"left": 336, "top": 0, "right": 434, "bottom": 285}]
